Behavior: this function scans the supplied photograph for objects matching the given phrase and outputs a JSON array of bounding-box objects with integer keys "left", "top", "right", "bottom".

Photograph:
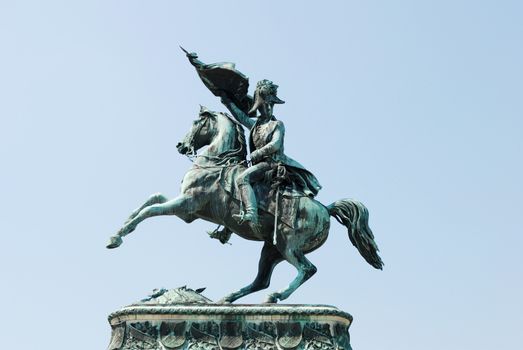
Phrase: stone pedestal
[{"left": 107, "top": 287, "right": 353, "bottom": 350}]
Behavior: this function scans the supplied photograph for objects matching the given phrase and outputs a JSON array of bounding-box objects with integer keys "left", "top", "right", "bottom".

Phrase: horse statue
[{"left": 106, "top": 109, "right": 383, "bottom": 303}]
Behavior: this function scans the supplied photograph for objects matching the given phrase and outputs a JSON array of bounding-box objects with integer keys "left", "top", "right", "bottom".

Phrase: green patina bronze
[
  {"left": 106, "top": 50, "right": 383, "bottom": 304},
  {"left": 107, "top": 287, "right": 354, "bottom": 350}
]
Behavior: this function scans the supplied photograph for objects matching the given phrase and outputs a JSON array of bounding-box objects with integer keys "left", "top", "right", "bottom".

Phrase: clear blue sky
[{"left": 1, "top": 1, "right": 522, "bottom": 349}]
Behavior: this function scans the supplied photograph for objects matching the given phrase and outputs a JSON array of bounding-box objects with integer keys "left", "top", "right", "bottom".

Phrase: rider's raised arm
[{"left": 221, "top": 96, "right": 255, "bottom": 129}]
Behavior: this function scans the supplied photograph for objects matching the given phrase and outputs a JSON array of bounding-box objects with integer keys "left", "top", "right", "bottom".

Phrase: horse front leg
[
  {"left": 106, "top": 195, "right": 196, "bottom": 249},
  {"left": 124, "top": 193, "right": 168, "bottom": 224}
]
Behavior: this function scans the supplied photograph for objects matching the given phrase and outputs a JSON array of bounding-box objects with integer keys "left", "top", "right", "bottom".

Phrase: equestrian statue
[{"left": 106, "top": 49, "right": 383, "bottom": 303}]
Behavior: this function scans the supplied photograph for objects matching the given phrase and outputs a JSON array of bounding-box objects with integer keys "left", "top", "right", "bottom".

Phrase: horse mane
[{"left": 213, "top": 112, "right": 247, "bottom": 165}]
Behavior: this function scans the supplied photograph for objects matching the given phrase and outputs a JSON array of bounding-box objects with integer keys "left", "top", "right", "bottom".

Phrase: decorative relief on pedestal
[
  {"left": 160, "top": 321, "right": 187, "bottom": 349},
  {"left": 188, "top": 322, "right": 221, "bottom": 350},
  {"left": 125, "top": 322, "right": 158, "bottom": 349},
  {"left": 244, "top": 323, "right": 276, "bottom": 350},
  {"left": 277, "top": 322, "right": 302, "bottom": 349},
  {"left": 108, "top": 325, "right": 126, "bottom": 350},
  {"left": 303, "top": 323, "right": 334, "bottom": 350},
  {"left": 107, "top": 287, "right": 353, "bottom": 350},
  {"left": 219, "top": 321, "right": 243, "bottom": 349}
]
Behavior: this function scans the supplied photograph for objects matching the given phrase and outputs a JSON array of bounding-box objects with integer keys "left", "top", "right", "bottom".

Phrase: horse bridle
[{"left": 184, "top": 115, "right": 213, "bottom": 156}]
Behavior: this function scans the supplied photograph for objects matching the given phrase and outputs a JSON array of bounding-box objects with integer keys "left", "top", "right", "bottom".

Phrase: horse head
[
  {"left": 177, "top": 107, "right": 247, "bottom": 165},
  {"left": 176, "top": 106, "right": 218, "bottom": 156}
]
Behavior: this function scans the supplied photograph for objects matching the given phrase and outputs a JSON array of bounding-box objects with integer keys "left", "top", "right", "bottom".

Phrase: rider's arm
[
  {"left": 253, "top": 121, "right": 285, "bottom": 160},
  {"left": 221, "top": 95, "right": 255, "bottom": 129}
]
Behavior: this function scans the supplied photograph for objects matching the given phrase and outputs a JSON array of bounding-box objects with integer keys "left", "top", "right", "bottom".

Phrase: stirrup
[
  {"left": 233, "top": 210, "right": 258, "bottom": 224},
  {"left": 234, "top": 211, "right": 261, "bottom": 235}
]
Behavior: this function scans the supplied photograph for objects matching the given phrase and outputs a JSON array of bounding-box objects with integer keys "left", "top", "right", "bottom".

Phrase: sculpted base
[{"left": 107, "top": 287, "right": 353, "bottom": 350}]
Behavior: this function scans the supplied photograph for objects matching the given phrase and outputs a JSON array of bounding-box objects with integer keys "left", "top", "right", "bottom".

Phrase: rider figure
[{"left": 221, "top": 80, "right": 321, "bottom": 232}]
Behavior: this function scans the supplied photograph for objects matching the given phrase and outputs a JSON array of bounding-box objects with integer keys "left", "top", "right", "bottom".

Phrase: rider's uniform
[{"left": 239, "top": 116, "right": 321, "bottom": 198}]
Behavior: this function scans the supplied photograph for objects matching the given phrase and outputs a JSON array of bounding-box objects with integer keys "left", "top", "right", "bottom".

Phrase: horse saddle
[{"left": 220, "top": 164, "right": 307, "bottom": 229}]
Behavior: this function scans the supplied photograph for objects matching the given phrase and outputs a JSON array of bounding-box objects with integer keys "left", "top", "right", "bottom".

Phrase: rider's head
[{"left": 248, "top": 79, "right": 285, "bottom": 118}]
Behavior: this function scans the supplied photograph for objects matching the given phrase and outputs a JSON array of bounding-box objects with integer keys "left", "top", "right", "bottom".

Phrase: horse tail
[{"left": 327, "top": 199, "right": 383, "bottom": 269}]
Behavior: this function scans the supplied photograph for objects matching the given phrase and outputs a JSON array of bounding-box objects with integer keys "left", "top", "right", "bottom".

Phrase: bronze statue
[{"left": 106, "top": 50, "right": 383, "bottom": 303}]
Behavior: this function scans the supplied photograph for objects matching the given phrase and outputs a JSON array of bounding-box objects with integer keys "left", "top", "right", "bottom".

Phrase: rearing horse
[{"left": 107, "top": 109, "right": 383, "bottom": 303}]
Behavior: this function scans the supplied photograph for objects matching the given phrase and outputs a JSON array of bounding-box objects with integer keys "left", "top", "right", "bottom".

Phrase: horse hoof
[
  {"left": 217, "top": 298, "right": 231, "bottom": 304},
  {"left": 216, "top": 295, "right": 234, "bottom": 304},
  {"left": 106, "top": 235, "right": 123, "bottom": 249},
  {"left": 263, "top": 293, "right": 280, "bottom": 304}
]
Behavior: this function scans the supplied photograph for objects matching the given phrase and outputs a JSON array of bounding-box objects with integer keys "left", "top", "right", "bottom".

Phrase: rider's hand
[{"left": 251, "top": 150, "right": 262, "bottom": 163}]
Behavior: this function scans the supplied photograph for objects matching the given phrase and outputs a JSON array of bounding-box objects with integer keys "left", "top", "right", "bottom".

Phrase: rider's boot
[{"left": 234, "top": 184, "right": 260, "bottom": 233}]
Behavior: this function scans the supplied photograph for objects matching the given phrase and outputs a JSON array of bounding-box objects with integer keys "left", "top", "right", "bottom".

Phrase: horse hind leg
[
  {"left": 219, "top": 243, "right": 283, "bottom": 303},
  {"left": 124, "top": 193, "right": 168, "bottom": 224},
  {"left": 265, "top": 245, "right": 317, "bottom": 303},
  {"left": 263, "top": 202, "right": 329, "bottom": 302}
]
